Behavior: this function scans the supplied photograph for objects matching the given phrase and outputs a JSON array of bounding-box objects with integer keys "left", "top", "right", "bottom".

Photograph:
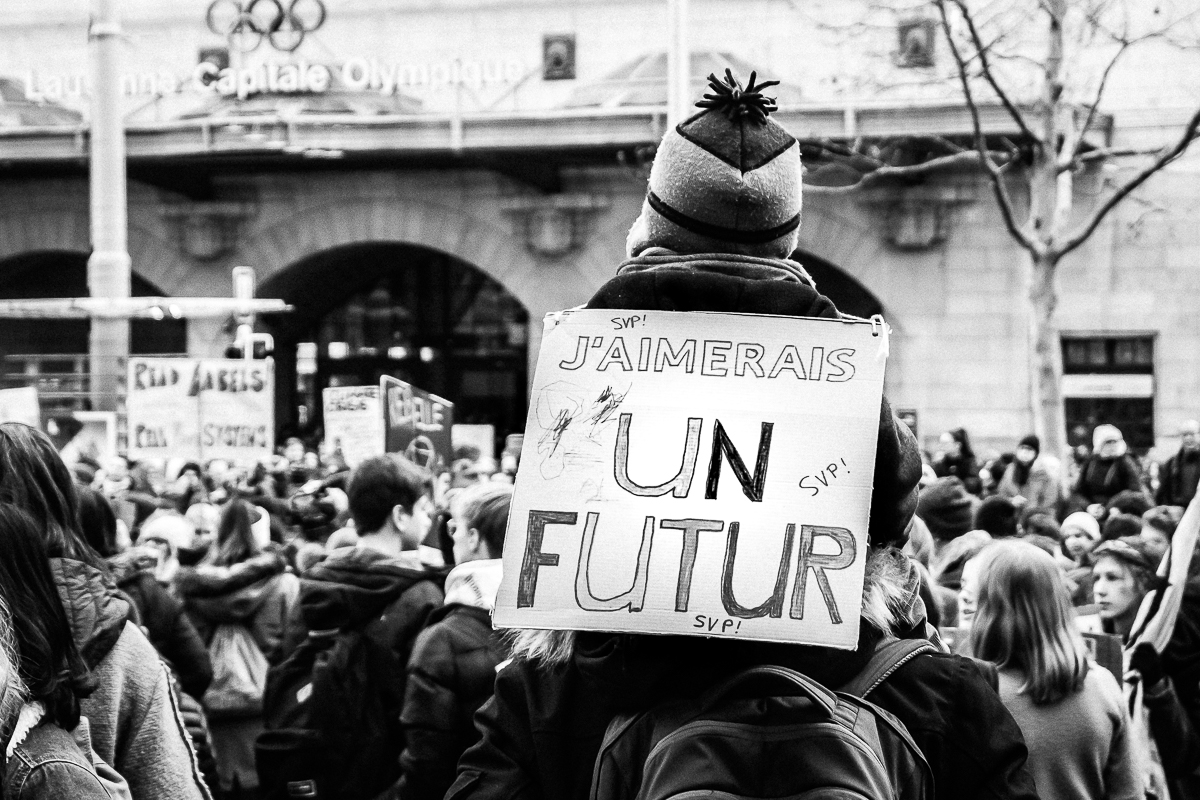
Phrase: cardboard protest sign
[
  {"left": 198, "top": 360, "right": 275, "bottom": 462},
  {"left": 494, "top": 309, "right": 887, "bottom": 649},
  {"left": 128, "top": 358, "right": 202, "bottom": 460},
  {"left": 0, "top": 386, "right": 41, "bottom": 427},
  {"left": 323, "top": 385, "right": 385, "bottom": 467},
  {"left": 127, "top": 358, "right": 274, "bottom": 463},
  {"left": 381, "top": 376, "right": 454, "bottom": 474}
]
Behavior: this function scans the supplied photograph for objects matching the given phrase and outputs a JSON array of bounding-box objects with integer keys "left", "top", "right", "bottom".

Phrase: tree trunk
[{"left": 1028, "top": 250, "right": 1066, "bottom": 460}]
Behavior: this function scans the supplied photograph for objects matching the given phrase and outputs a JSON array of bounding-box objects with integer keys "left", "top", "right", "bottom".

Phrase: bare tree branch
[
  {"left": 952, "top": 0, "right": 1042, "bottom": 146},
  {"left": 936, "top": 0, "right": 1038, "bottom": 254},
  {"left": 804, "top": 149, "right": 1014, "bottom": 192},
  {"left": 1065, "top": 40, "right": 1128, "bottom": 166},
  {"left": 1077, "top": 139, "right": 1200, "bottom": 163},
  {"left": 1059, "top": 103, "right": 1200, "bottom": 256}
]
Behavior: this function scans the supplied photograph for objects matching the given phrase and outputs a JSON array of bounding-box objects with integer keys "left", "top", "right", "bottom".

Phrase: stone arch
[
  {"left": 793, "top": 199, "right": 904, "bottom": 330},
  {"left": 0, "top": 206, "right": 197, "bottom": 296},
  {"left": 235, "top": 199, "right": 579, "bottom": 320}
]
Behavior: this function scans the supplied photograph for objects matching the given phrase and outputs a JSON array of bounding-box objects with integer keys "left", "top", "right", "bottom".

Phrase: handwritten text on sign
[
  {"left": 493, "top": 310, "right": 886, "bottom": 649},
  {"left": 323, "top": 386, "right": 384, "bottom": 468},
  {"left": 127, "top": 358, "right": 274, "bottom": 463}
]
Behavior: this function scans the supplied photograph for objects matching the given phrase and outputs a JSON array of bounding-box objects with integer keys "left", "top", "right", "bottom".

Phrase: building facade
[{"left": 2, "top": 0, "right": 1198, "bottom": 458}]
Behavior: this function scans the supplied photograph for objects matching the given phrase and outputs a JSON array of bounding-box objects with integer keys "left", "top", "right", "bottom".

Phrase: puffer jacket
[
  {"left": 51, "top": 558, "right": 211, "bottom": 800},
  {"left": 108, "top": 549, "right": 213, "bottom": 699},
  {"left": 398, "top": 560, "right": 507, "bottom": 800},
  {"left": 1074, "top": 454, "right": 1144, "bottom": 507}
]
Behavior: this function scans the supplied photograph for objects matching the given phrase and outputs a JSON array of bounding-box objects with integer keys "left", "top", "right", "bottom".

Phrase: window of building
[
  {"left": 1061, "top": 334, "right": 1156, "bottom": 450},
  {"left": 1062, "top": 335, "right": 1154, "bottom": 374}
]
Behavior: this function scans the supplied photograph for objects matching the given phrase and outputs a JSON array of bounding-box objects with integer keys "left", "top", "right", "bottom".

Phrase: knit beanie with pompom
[{"left": 626, "top": 69, "right": 802, "bottom": 260}]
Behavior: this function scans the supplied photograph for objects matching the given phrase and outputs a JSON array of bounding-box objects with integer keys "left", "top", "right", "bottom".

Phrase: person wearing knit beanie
[
  {"left": 996, "top": 433, "right": 1061, "bottom": 512},
  {"left": 591, "top": 69, "right": 922, "bottom": 549},
  {"left": 975, "top": 495, "right": 1019, "bottom": 538},
  {"left": 916, "top": 477, "right": 977, "bottom": 544},
  {"left": 624, "top": 70, "right": 803, "bottom": 262}
]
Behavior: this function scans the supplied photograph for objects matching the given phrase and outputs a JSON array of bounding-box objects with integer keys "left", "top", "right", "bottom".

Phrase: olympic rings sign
[{"left": 206, "top": 0, "right": 326, "bottom": 53}]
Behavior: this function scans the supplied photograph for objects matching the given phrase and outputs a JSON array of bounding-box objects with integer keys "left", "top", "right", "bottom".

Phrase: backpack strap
[{"left": 841, "top": 638, "right": 936, "bottom": 698}]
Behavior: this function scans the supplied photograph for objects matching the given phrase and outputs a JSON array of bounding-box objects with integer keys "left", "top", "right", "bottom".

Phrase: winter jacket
[
  {"left": 584, "top": 253, "right": 923, "bottom": 549},
  {"left": 451, "top": 627, "right": 1039, "bottom": 800},
  {"left": 294, "top": 545, "right": 445, "bottom": 800},
  {"left": 178, "top": 551, "right": 299, "bottom": 664},
  {"left": 178, "top": 551, "right": 299, "bottom": 791},
  {"left": 1075, "top": 454, "right": 1144, "bottom": 507},
  {"left": 1158, "top": 448, "right": 1200, "bottom": 508},
  {"left": 399, "top": 559, "right": 507, "bottom": 800},
  {"left": 51, "top": 557, "right": 211, "bottom": 800},
  {"left": 108, "top": 550, "right": 213, "bottom": 699},
  {"left": 996, "top": 460, "right": 1061, "bottom": 512}
]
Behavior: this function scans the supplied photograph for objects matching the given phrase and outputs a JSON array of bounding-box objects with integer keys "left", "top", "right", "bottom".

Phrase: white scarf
[{"left": 443, "top": 559, "right": 504, "bottom": 612}]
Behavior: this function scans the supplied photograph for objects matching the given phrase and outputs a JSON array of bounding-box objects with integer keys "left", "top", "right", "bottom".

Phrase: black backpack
[
  {"left": 591, "top": 639, "right": 935, "bottom": 800},
  {"left": 256, "top": 616, "right": 407, "bottom": 800}
]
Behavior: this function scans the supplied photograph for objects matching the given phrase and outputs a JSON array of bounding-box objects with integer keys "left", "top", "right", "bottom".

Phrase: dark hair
[
  {"left": 1022, "top": 511, "right": 1062, "bottom": 542},
  {"left": 947, "top": 427, "right": 976, "bottom": 461},
  {"left": 1102, "top": 513, "right": 1143, "bottom": 543},
  {"left": 0, "top": 503, "right": 93, "bottom": 729},
  {"left": 0, "top": 423, "right": 98, "bottom": 566},
  {"left": 348, "top": 455, "right": 432, "bottom": 534},
  {"left": 207, "top": 499, "right": 261, "bottom": 567},
  {"left": 1106, "top": 490, "right": 1153, "bottom": 519},
  {"left": 975, "top": 495, "right": 1018, "bottom": 538},
  {"left": 77, "top": 487, "right": 120, "bottom": 559}
]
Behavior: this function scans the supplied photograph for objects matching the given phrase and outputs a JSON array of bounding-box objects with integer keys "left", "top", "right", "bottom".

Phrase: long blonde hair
[{"left": 969, "top": 540, "right": 1089, "bottom": 704}]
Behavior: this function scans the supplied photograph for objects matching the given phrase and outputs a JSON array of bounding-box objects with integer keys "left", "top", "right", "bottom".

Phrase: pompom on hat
[{"left": 626, "top": 69, "right": 803, "bottom": 259}]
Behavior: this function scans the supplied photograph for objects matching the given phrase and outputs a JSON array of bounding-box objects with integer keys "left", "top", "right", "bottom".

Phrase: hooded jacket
[
  {"left": 108, "top": 549, "right": 213, "bottom": 699},
  {"left": 51, "top": 558, "right": 211, "bottom": 800},
  {"left": 292, "top": 545, "right": 444, "bottom": 800}
]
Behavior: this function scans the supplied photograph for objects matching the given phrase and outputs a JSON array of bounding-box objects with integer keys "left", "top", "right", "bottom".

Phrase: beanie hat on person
[
  {"left": 1061, "top": 511, "right": 1101, "bottom": 543},
  {"left": 975, "top": 495, "right": 1019, "bottom": 538},
  {"left": 625, "top": 70, "right": 802, "bottom": 260},
  {"left": 1102, "top": 512, "right": 1143, "bottom": 542},
  {"left": 916, "top": 477, "right": 976, "bottom": 542},
  {"left": 1017, "top": 434, "right": 1040, "bottom": 455}
]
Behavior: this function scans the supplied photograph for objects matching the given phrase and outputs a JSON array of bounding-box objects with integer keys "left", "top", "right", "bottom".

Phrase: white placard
[
  {"left": 323, "top": 385, "right": 384, "bottom": 467},
  {"left": 127, "top": 358, "right": 274, "bottom": 463},
  {"left": 494, "top": 309, "right": 887, "bottom": 649},
  {"left": 0, "top": 386, "right": 41, "bottom": 427},
  {"left": 128, "top": 358, "right": 202, "bottom": 460}
]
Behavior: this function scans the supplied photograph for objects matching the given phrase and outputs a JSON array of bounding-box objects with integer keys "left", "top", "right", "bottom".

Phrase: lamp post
[{"left": 87, "top": 0, "right": 131, "bottom": 412}]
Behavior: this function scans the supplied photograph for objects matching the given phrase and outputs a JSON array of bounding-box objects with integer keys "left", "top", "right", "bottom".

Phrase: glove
[{"left": 1131, "top": 642, "right": 1165, "bottom": 689}]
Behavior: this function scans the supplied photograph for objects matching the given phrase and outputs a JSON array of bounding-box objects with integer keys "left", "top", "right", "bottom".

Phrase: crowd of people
[{"left": 4, "top": 73, "right": 1200, "bottom": 800}]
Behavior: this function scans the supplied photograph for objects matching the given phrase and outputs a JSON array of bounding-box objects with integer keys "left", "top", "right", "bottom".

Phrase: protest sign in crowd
[{"left": 2, "top": 72, "right": 1200, "bottom": 800}]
